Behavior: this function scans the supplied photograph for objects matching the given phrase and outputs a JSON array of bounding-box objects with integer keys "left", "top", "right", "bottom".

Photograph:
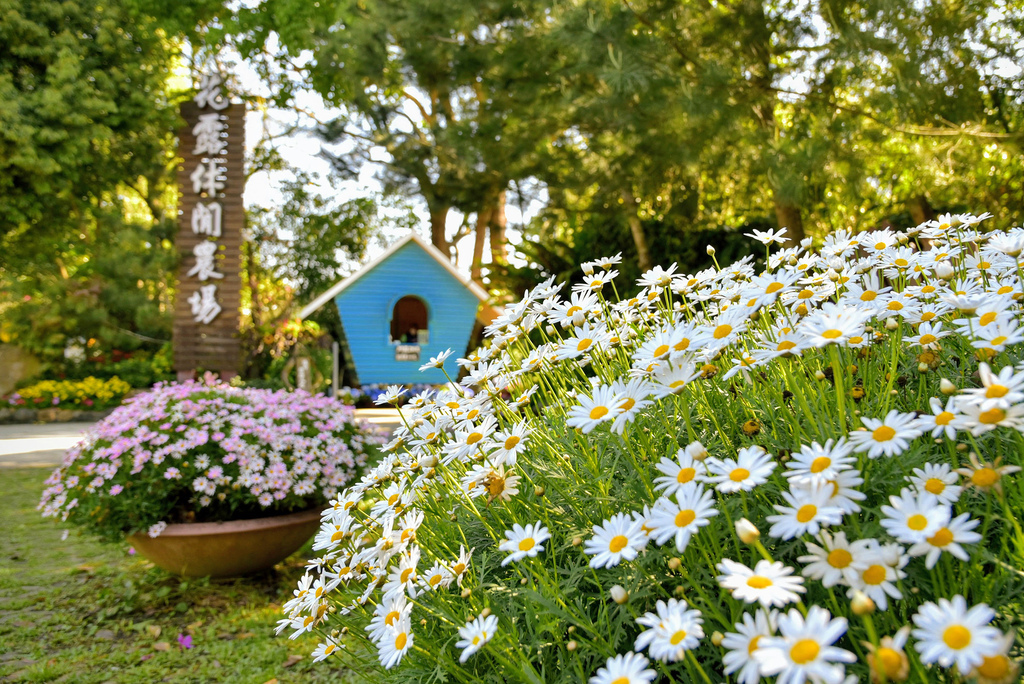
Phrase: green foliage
[
  {"left": 8, "top": 377, "right": 133, "bottom": 410},
  {"left": 1, "top": 468, "right": 364, "bottom": 684},
  {"left": 0, "top": 0, "right": 177, "bottom": 266}
]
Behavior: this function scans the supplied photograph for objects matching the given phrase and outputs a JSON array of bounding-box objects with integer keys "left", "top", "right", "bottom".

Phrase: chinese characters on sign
[{"left": 173, "top": 73, "right": 243, "bottom": 377}]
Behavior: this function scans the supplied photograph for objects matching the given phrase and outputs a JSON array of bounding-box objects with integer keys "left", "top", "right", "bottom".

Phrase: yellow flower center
[
  {"left": 979, "top": 311, "right": 998, "bottom": 326},
  {"left": 566, "top": 305, "right": 582, "bottom": 316},
  {"left": 972, "top": 467, "right": 999, "bottom": 487},
  {"left": 589, "top": 406, "right": 609, "bottom": 420},
  {"left": 400, "top": 568, "right": 414, "bottom": 584},
  {"left": 986, "top": 384, "right": 1009, "bottom": 398},
  {"left": 429, "top": 574, "right": 443, "bottom": 587},
  {"left": 942, "top": 625, "right": 971, "bottom": 650},
  {"left": 576, "top": 338, "right": 593, "bottom": 352},
  {"left": 395, "top": 632, "right": 408, "bottom": 650},
  {"left": 766, "top": 282, "right": 784, "bottom": 294},
  {"left": 675, "top": 509, "right": 697, "bottom": 528},
  {"left": 928, "top": 527, "right": 954, "bottom": 547},
  {"left": 921, "top": 311, "right": 935, "bottom": 321},
  {"left": 324, "top": 644, "right": 336, "bottom": 655},
  {"left": 860, "top": 291, "right": 877, "bottom": 301},
  {"left": 677, "top": 467, "right": 696, "bottom": 484},
  {"left": 925, "top": 477, "right": 946, "bottom": 494},
  {"left": 518, "top": 538, "right": 536, "bottom": 552},
  {"left": 798, "top": 289, "right": 814, "bottom": 300},
  {"left": 895, "top": 258, "right": 909, "bottom": 267},
  {"left": 934, "top": 412, "right": 954, "bottom": 426},
  {"left": 848, "top": 335, "right": 865, "bottom": 345},
  {"left": 747, "top": 635, "right": 762, "bottom": 655},
  {"left": 906, "top": 514, "right": 928, "bottom": 531},
  {"left": 714, "top": 324, "right": 733, "bottom": 340},
  {"left": 875, "top": 241, "right": 887, "bottom": 250},
  {"left": 977, "top": 654, "right": 1011, "bottom": 678},
  {"left": 653, "top": 344, "right": 670, "bottom": 357},
  {"left": 609, "top": 535, "right": 629, "bottom": 553},
  {"left": 790, "top": 639, "right": 820, "bottom": 664},
  {"left": 503, "top": 436, "right": 520, "bottom": 450},
  {"left": 872, "top": 425, "right": 896, "bottom": 442},
  {"left": 777, "top": 340, "right": 797, "bottom": 351},
  {"left": 746, "top": 575, "right": 773, "bottom": 589},
  {"left": 729, "top": 468, "right": 750, "bottom": 482},
  {"left": 453, "top": 563, "right": 466, "bottom": 575},
  {"left": 877, "top": 647, "right": 902, "bottom": 675},
  {"left": 810, "top": 456, "right": 831, "bottom": 473},
  {"left": 467, "top": 432, "right": 483, "bottom": 445},
  {"left": 921, "top": 285, "right": 936, "bottom": 294},
  {"left": 620, "top": 397, "right": 636, "bottom": 412},
  {"left": 919, "top": 334, "right": 936, "bottom": 345},
  {"left": 862, "top": 564, "right": 886, "bottom": 585},
  {"left": 887, "top": 301, "right": 904, "bottom": 310},
  {"left": 822, "top": 329, "right": 842, "bottom": 339},
  {"left": 991, "top": 335, "right": 1008, "bottom": 346},
  {"left": 796, "top": 504, "right": 817, "bottom": 523},
  {"left": 446, "top": 401, "right": 460, "bottom": 409},
  {"left": 388, "top": 494, "right": 400, "bottom": 505},
  {"left": 670, "top": 629, "right": 688, "bottom": 645},
  {"left": 979, "top": 408, "right": 1005, "bottom": 425},
  {"left": 828, "top": 548, "right": 853, "bottom": 568},
  {"left": 611, "top": 678, "right": 630, "bottom": 684},
  {"left": 385, "top": 610, "right": 400, "bottom": 625}
]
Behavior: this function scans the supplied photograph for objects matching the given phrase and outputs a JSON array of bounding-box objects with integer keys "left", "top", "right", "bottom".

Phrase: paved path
[{"left": 0, "top": 409, "right": 402, "bottom": 468}]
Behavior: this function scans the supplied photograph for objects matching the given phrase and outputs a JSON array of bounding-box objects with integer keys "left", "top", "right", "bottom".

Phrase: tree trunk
[
  {"left": 907, "top": 195, "right": 936, "bottom": 249},
  {"left": 488, "top": 190, "right": 507, "bottom": 267},
  {"left": 773, "top": 199, "right": 805, "bottom": 245},
  {"left": 621, "top": 188, "right": 652, "bottom": 272},
  {"left": 470, "top": 204, "right": 493, "bottom": 284},
  {"left": 429, "top": 204, "right": 450, "bottom": 257}
]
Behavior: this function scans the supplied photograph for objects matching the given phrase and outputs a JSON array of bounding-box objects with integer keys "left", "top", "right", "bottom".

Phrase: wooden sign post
[{"left": 173, "top": 74, "right": 244, "bottom": 380}]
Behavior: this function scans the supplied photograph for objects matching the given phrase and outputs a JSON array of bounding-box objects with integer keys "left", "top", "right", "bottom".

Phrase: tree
[{"left": 0, "top": 0, "right": 178, "bottom": 266}]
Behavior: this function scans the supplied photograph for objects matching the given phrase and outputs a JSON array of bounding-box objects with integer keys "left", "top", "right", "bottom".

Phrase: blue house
[{"left": 298, "top": 233, "right": 488, "bottom": 385}]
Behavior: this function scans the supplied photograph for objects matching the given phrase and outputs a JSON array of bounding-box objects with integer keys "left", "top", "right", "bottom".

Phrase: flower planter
[{"left": 127, "top": 508, "right": 322, "bottom": 578}]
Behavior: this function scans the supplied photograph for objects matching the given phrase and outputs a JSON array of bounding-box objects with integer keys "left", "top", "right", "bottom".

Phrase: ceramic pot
[{"left": 127, "top": 508, "right": 322, "bottom": 578}]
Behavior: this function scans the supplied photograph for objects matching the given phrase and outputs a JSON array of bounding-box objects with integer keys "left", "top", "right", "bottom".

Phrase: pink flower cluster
[{"left": 39, "top": 381, "right": 386, "bottom": 538}]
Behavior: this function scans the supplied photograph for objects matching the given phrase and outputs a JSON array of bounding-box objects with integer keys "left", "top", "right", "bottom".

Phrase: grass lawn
[{"left": 0, "top": 468, "right": 364, "bottom": 684}]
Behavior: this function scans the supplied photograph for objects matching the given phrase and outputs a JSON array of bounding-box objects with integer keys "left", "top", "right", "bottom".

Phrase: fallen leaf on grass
[
  {"left": 185, "top": 620, "right": 204, "bottom": 633},
  {"left": 235, "top": 632, "right": 256, "bottom": 640},
  {"left": 147, "top": 625, "right": 162, "bottom": 638},
  {"left": 283, "top": 655, "right": 303, "bottom": 668},
  {"left": 152, "top": 642, "right": 171, "bottom": 652},
  {"left": 262, "top": 679, "right": 278, "bottom": 684}
]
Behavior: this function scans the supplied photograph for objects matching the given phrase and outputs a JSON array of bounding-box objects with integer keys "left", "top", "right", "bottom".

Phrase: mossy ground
[{"left": 0, "top": 468, "right": 362, "bottom": 684}]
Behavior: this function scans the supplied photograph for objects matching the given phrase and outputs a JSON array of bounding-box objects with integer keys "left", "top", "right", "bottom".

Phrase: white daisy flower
[
  {"left": 377, "top": 615, "right": 413, "bottom": 669},
  {"left": 498, "top": 522, "right": 550, "bottom": 566},
  {"left": 880, "top": 488, "right": 950, "bottom": 545},
  {"left": 647, "top": 484, "right": 718, "bottom": 552},
  {"left": 653, "top": 444, "right": 708, "bottom": 497},
  {"left": 846, "top": 543, "right": 906, "bottom": 611},
  {"left": 705, "top": 446, "right": 776, "bottom": 494},
  {"left": 565, "top": 385, "right": 624, "bottom": 434},
  {"left": 767, "top": 482, "right": 845, "bottom": 540},
  {"left": 722, "top": 609, "right": 778, "bottom": 684},
  {"left": 717, "top": 558, "right": 806, "bottom": 608},
  {"left": 847, "top": 410, "right": 922, "bottom": 458},
  {"left": 798, "top": 531, "right": 872, "bottom": 588},
  {"left": 419, "top": 348, "right": 454, "bottom": 371},
  {"left": 907, "top": 462, "right": 962, "bottom": 505},
  {"left": 912, "top": 596, "right": 1003, "bottom": 674},
  {"left": 915, "top": 396, "right": 968, "bottom": 439},
  {"left": 311, "top": 637, "right": 344, "bottom": 661},
  {"left": 907, "top": 512, "right": 981, "bottom": 569},
  {"left": 588, "top": 651, "right": 657, "bottom": 684},
  {"left": 634, "top": 598, "right": 704, "bottom": 662},
  {"left": 754, "top": 606, "right": 856, "bottom": 684},
  {"left": 584, "top": 512, "right": 648, "bottom": 569},
  {"left": 784, "top": 438, "right": 855, "bottom": 485},
  {"left": 455, "top": 614, "right": 498, "bottom": 663}
]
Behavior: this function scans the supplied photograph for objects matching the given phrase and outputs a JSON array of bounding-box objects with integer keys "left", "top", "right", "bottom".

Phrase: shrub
[
  {"left": 281, "top": 213, "right": 1024, "bottom": 683},
  {"left": 7, "top": 376, "right": 132, "bottom": 409},
  {"left": 39, "top": 380, "right": 386, "bottom": 542}
]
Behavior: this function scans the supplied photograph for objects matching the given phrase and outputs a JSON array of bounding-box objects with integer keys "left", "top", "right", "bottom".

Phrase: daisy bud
[
  {"left": 956, "top": 443, "right": 968, "bottom": 452},
  {"left": 566, "top": 640, "right": 578, "bottom": 652},
  {"left": 711, "top": 631, "right": 724, "bottom": 647},
  {"left": 917, "top": 362, "right": 929, "bottom": 373},
  {"left": 582, "top": 262, "right": 595, "bottom": 275},
  {"left": 673, "top": 586, "right": 686, "bottom": 597},
  {"left": 609, "top": 585, "right": 629, "bottom": 604},
  {"left": 520, "top": 577, "right": 528, "bottom": 585},
  {"left": 461, "top": 588, "right": 471, "bottom": 598},
  {"left": 814, "top": 370, "right": 827, "bottom": 381},
  {"left": 328, "top": 605, "right": 337, "bottom": 614},
  {"left": 706, "top": 245, "right": 716, "bottom": 256},
  {"left": 331, "top": 629, "right": 340, "bottom": 638},
  {"left": 667, "top": 557, "right": 681, "bottom": 571},
  {"left": 545, "top": 325, "right": 555, "bottom": 336},
  {"left": 851, "top": 590, "right": 876, "bottom": 616},
  {"left": 940, "top": 378, "right": 956, "bottom": 395},
  {"left": 534, "top": 486, "right": 545, "bottom": 497},
  {"left": 885, "top": 317, "right": 899, "bottom": 331},
  {"left": 420, "top": 454, "right": 438, "bottom": 468},
  {"left": 480, "top": 608, "right": 491, "bottom": 618},
  {"left": 935, "top": 261, "right": 954, "bottom": 279},
  {"left": 735, "top": 518, "right": 761, "bottom": 545},
  {"left": 341, "top": 626, "right": 348, "bottom": 635},
  {"left": 572, "top": 536, "right": 583, "bottom": 546},
  {"left": 826, "top": 268, "right": 839, "bottom": 282},
  {"left": 897, "top": 233, "right": 909, "bottom": 244},
  {"left": 567, "top": 626, "right": 576, "bottom": 634}
]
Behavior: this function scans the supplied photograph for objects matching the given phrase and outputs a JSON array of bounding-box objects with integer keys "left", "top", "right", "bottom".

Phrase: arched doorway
[{"left": 390, "top": 295, "right": 428, "bottom": 344}]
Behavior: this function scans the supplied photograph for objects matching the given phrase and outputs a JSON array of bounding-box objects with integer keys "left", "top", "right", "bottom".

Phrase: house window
[{"left": 390, "top": 295, "right": 429, "bottom": 344}]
